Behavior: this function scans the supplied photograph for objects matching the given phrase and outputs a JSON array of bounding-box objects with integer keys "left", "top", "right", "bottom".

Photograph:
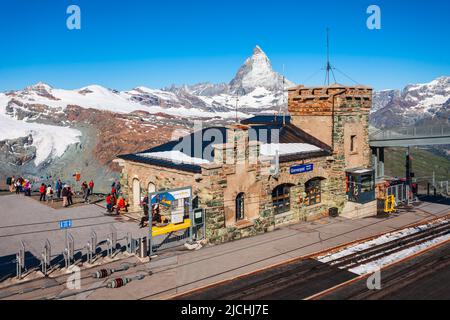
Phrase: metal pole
[{"left": 187, "top": 186, "right": 194, "bottom": 245}]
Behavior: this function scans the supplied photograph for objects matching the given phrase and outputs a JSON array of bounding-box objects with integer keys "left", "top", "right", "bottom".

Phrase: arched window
[
  {"left": 236, "top": 193, "right": 245, "bottom": 221},
  {"left": 132, "top": 178, "right": 141, "bottom": 209},
  {"left": 305, "top": 178, "right": 323, "bottom": 206},
  {"left": 148, "top": 182, "right": 156, "bottom": 193},
  {"left": 272, "top": 184, "right": 293, "bottom": 214}
]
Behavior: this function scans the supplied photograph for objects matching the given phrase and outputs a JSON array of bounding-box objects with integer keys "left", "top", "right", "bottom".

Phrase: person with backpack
[
  {"left": 139, "top": 195, "right": 150, "bottom": 228},
  {"left": 39, "top": 183, "right": 46, "bottom": 201},
  {"left": 81, "top": 181, "right": 89, "bottom": 203},
  {"left": 55, "top": 179, "right": 62, "bottom": 199},
  {"left": 15, "top": 179, "right": 21, "bottom": 194},
  {"left": 46, "top": 185, "right": 54, "bottom": 203},
  {"left": 105, "top": 193, "right": 116, "bottom": 213},
  {"left": 67, "top": 186, "right": 73, "bottom": 206}
]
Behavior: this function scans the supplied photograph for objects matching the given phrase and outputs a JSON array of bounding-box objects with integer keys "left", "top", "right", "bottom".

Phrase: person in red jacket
[
  {"left": 88, "top": 180, "right": 94, "bottom": 196},
  {"left": 39, "top": 183, "right": 46, "bottom": 201},
  {"left": 106, "top": 193, "right": 115, "bottom": 213},
  {"left": 115, "top": 197, "right": 128, "bottom": 215}
]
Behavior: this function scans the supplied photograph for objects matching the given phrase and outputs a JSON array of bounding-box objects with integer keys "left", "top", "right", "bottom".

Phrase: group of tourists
[
  {"left": 105, "top": 180, "right": 128, "bottom": 215},
  {"left": 138, "top": 196, "right": 168, "bottom": 228},
  {"left": 81, "top": 180, "right": 95, "bottom": 203},
  {"left": 6, "top": 176, "right": 32, "bottom": 196},
  {"left": 6, "top": 175, "right": 97, "bottom": 208}
]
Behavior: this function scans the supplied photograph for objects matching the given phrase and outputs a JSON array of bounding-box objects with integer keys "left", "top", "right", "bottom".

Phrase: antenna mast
[
  {"left": 278, "top": 64, "right": 286, "bottom": 117},
  {"left": 325, "top": 28, "right": 336, "bottom": 86}
]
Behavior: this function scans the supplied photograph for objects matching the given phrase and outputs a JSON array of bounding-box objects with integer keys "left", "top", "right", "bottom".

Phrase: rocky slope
[{"left": 370, "top": 76, "right": 450, "bottom": 128}]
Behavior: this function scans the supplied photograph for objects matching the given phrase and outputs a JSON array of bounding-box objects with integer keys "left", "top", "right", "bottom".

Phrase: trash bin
[{"left": 329, "top": 207, "right": 339, "bottom": 218}]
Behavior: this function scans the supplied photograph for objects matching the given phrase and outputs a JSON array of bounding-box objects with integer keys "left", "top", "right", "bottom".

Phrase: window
[
  {"left": 361, "top": 174, "right": 375, "bottom": 193},
  {"left": 305, "top": 178, "right": 322, "bottom": 206},
  {"left": 350, "top": 135, "right": 357, "bottom": 152},
  {"left": 236, "top": 193, "right": 245, "bottom": 221},
  {"left": 272, "top": 184, "right": 293, "bottom": 214}
]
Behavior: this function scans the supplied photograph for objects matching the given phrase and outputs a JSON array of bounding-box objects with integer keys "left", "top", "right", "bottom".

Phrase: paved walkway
[
  {"left": 0, "top": 196, "right": 449, "bottom": 300},
  {"left": 0, "top": 193, "right": 147, "bottom": 279}
]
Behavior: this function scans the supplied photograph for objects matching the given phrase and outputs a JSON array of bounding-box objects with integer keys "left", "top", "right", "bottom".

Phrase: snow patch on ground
[
  {"left": 349, "top": 233, "right": 450, "bottom": 275},
  {"left": 0, "top": 94, "right": 81, "bottom": 166},
  {"left": 317, "top": 219, "right": 450, "bottom": 275}
]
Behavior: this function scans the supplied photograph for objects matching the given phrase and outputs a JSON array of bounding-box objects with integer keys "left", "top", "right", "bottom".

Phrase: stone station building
[{"left": 115, "top": 84, "right": 376, "bottom": 244}]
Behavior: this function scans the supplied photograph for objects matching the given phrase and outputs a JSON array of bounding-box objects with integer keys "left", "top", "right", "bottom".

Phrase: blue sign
[
  {"left": 290, "top": 164, "right": 314, "bottom": 175},
  {"left": 59, "top": 219, "right": 72, "bottom": 229}
]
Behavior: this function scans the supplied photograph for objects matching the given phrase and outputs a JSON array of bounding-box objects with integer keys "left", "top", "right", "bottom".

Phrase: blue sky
[{"left": 0, "top": 0, "right": 449, "bottom": 91}]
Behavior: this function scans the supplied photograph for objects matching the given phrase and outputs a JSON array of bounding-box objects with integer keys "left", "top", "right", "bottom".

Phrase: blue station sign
[
  {"left": 290, "top": 164, "right": 314, "bottom": 175},
  {"left": 59, "top": 219, "right": 72, "bottom": 229}
]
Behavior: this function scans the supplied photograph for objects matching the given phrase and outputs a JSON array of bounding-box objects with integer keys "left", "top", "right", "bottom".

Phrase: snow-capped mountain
[
  {"left": 370, "top": 76, "right": 450, "bottom": 128},
  {"left": 229, "top": 45, "right": 295, "bottom": 94},
  {"left": 165, "top": 45, "right": 294, "bottom": 112}
]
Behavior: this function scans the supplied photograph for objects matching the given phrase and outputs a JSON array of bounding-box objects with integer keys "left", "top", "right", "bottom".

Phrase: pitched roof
[{"left": 117, "top": 124, "right": 331, "bottom": 173}]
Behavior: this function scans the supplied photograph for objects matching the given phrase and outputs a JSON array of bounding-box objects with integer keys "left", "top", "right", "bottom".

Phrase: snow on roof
[
  {"left": 260, "top": 143, "right": 322, "bottom": 157},
  {"left": 137, "top": 151, "right": 211, "bottom": 165}
]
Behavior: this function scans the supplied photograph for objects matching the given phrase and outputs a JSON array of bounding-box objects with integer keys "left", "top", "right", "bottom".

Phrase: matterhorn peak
[
  {"left": 229, "top": 45, "right": 294, "bottom": 95},
  {"left": 253, "top": 45, "right": 264, "bottom": 55}
]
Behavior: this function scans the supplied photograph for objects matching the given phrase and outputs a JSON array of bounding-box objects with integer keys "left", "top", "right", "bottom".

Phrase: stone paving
[
  {"left": 0, "top": 193, "right": 449, "bottom": 300},
  {"left": 0, "top": 193, "right": 147, "bottom": 279}
]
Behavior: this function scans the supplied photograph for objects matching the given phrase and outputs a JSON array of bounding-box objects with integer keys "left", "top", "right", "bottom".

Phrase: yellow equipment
[
  {"left": 152, "top": 219, "right": 191, "bottom": 237},
  {"left": 384, "top": 195, "right": 396, "bottom": 213}
]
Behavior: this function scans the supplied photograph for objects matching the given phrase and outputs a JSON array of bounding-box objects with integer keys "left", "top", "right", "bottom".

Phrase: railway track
[
  {"left": 320, "top": 219, "right": 450, "bottom": 271},
  {"left": 176, "top": 218, "right": 450, "bottom": 300},
  {"left": 317, "top": 240, "right": 450, "bottom": 300}
]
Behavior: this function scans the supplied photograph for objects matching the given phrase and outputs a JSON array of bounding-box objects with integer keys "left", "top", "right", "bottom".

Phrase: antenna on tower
[
  {"left": 325, "top": 28, "right": 337, "bottom": 86},
  {"left": 278, "top": 64, "right": 286, "bottom": 117}
]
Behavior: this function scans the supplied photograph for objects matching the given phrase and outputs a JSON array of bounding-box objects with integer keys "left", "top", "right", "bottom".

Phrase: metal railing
[{"left": 370, "top": 125, "right": 450, "bottom": 141}]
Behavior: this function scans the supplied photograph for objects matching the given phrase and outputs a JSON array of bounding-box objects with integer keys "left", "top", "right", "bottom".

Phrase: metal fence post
[
  {"left": 106, "top": 238, "right": 112, "bottom": 258},
  {"left": 111, "top": 225, "right": 117, "bottom": 256},
  {"left": 64, "top": 233, "right": 74, "bottom": 268},
  {"left": 16, "top": 241, "right": 25, "bottom": 280},
  {"left": 90, "top": 231, "right": 97, "bottom": 261},
  {"left": 41, "top": 239, "right": 51, "bottom": 276},
  {"left": 86, "top": 241, "right": 92, "bottom": 264},
  {"left": 127, "top": 232, "right": 132, "bottom": 254}
]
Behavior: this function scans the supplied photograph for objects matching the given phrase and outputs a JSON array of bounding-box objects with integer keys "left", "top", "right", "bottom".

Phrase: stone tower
[{"left": 288, "top": 84, "right": 373, "bottom": 170}]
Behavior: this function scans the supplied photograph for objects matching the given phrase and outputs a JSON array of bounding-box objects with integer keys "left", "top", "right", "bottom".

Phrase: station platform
[{"left": 1, "top": 195, "right": 448, "bottom": 300}]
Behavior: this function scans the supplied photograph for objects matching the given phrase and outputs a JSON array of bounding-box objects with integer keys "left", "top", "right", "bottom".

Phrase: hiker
[
  {"left": 10, "top": 176, "right": 16, "bottom": 192},
  {"left": 15, "top": 180, "right": 21, "bottom": 194},
  {"left": 111, "top": 183, "right": 116, "bottom": 198},
  {"left": 55, "top": 179, "right": 62, "bottom": 199},
  {"left": 105, "top": 193, "right": 115, "bottom": 213},
  {"left": 81, "top": 181, "right": 89, "bottom": 203},
  {"left": 67, "top": 186, "right": 73, "bottom": 206},
  {"left": 39, "top": 183, "right": 46, "bottom": 201},
  {"left": 139, "top": 195, "right": 149, "bottom": 228},
  {"left": 115, "top": 181, "right": 121, "bottom": 196},
  {"left": 88, "top": 180, "right": 94, "bottom": 196},
  {"left": 62, "top": 185, "right": 69, "bottom": 207},
  {"left": 6, "top": 176, "right": 13, "bottom": 193},
  {"left": 115, "top": 196, "right": 127, "bottom": 215},
  {"left": 46, "top": 185, "right": 54, "bottom": 203},
  {"left": 152, "top": 203, "right": 163, "bottom": 225}
]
